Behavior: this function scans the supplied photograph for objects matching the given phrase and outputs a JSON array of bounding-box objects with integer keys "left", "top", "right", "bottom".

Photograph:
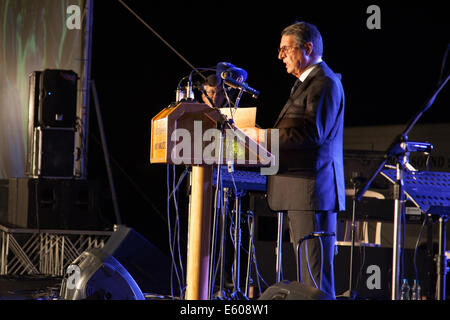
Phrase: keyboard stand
[{"left": 381, "top": 168, "right": 450, "bottom": 300}]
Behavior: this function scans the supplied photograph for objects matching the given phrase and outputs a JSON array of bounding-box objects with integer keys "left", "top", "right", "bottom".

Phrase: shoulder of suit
[{"left": 312, "top": 62, "right": 342, "bottom": 84}]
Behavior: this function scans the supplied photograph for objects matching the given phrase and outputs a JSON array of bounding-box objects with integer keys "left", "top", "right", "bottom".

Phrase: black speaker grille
[{"left": 38, "top": 69, "right": 78, "bottom": 127}]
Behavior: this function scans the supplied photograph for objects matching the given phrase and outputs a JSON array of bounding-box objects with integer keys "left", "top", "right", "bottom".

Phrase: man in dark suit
[{"left": 243, "top": 21, "right": 345, "bottom": 298}]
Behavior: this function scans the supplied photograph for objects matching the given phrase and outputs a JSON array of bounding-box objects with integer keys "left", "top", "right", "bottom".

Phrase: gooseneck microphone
[{"left": 220, "top": 72, "right": 260, "bottom": 98}]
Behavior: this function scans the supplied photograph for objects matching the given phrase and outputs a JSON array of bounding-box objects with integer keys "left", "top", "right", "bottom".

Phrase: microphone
[
  {"left": 216, "top": 62, "right": 248, "bottom": 83},
  {"left": 216, "top": 62, "right": 236, "bottom": 76},
  {"left": 220, "top": 72, "right": 260, "bottom": 98},
  {"left": 403, "top": 141, "right": 433, "bottom": 154},
  {"left": 221, "top": 67, "right": 248, "bottom": 83}
]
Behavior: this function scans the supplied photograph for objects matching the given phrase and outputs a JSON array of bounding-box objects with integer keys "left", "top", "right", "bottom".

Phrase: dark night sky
[{"left": 86, "top": 1, "right": 449, "bottom": 251}]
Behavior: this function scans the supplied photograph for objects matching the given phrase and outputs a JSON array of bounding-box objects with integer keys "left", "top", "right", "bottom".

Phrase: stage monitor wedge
[
  {"left": 101, "top": 225, "right": 174, "bottom": 296},
  {"left": 60, "top": 226, "right": 174, "bottom": 300},
  {"left": 258, "top": 280, "right": 334, "bottom": 300},
  {"left": 60, "top": 248, "right": 145, "bottom": 300}
]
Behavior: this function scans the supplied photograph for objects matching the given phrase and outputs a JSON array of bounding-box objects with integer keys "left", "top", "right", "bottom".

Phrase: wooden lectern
[{"left": 150, "top": 102, "right": 273, "bottom": 300}]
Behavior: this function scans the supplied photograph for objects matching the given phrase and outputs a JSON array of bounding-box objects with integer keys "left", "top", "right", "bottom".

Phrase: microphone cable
[{"left": 166, "top": 164, "right": 190, "bottom": 298}]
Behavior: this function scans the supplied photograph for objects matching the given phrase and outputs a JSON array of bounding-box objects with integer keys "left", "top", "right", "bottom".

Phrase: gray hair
[{"left": 281, "top": 21, "right": 323, "bottom": 58}]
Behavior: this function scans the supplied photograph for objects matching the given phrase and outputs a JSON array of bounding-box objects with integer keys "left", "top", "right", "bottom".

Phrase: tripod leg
[
  {"left": 391, "top": 162, "right": 406, "bottom": 300},
  {"left": 230, "top": 192, "right": 249, "bottom": 300},
  {"left": 436, "top": 216, "right": 447, "bottom": 300},
  {"left": 348, "top": 197, "right": 357, "bottom": 297},
  {"left": 208, "top": 183, "right": 221, "bottom": 299},
  {"left": 245, "top": 211, "right": 255, "bottom": 297},
  {"left": 276, "top": 212, "right": 284, "bottom": 283},
  {"left": 232, "top": 193, "right": 241, "bottom": 293},
  {"left": 216, "top": 188, "right": 229, "bottom": 299}
]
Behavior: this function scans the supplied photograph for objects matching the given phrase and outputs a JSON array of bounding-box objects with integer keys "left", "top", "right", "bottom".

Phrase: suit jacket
[{"left": 266, "top": 61, "right": 346, "bottom": 212}]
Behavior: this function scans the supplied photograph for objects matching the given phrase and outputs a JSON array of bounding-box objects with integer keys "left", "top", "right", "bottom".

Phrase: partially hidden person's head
[{"left": 202, "top": 74, "right": 225, "bottom": 108}]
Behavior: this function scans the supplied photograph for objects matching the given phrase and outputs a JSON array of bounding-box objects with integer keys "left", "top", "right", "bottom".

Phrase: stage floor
[{"left": 0, "top": 275, "right": 62, "bottom": 300}]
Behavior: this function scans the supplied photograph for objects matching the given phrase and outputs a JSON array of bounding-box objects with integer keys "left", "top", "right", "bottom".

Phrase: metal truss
[{"left": 0, "top": 225, "right": 113, "bottom": 276}]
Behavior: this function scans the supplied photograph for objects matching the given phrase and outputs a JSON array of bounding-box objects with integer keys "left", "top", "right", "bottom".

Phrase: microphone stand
[
  {"left": 234, "top": 88, "right": 244, "bottom": 108},
  {"left": 197, "top": 87, "right": 250, "bottom": 300},
  {"left": 341, "top": 175, "right": 364, "bottom": 300},
  {"left": 354, "top": 73, "right": 449, "bottom": 300}
]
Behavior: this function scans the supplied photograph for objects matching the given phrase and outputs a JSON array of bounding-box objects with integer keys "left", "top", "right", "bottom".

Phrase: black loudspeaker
[
  {"left": 0, "top": 178, "right": 107, "bottom": 230},
  {"left": 28, "top": 69, "right": 78, "bottom": 128},
  {"left": 61, "top": 226, "right": 173, "bottom": 300},
  {"left": 27, "top": 70, "right": 78, "bottom": 178},
  {"left": 259, "top": 280, "right": 334, "bottom": 300},
  {"left": 29, "top": 127, "right": 76, "bottom": 178}
]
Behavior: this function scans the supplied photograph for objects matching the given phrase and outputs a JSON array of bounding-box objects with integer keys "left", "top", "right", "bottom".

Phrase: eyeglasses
[{"left": 277, "top": 45, "right": 299, "bottom": 55}]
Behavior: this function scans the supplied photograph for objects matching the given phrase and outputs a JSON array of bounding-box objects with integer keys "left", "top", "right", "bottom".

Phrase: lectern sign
[
  {"left": 150, "top": 102, "right": 217, "bottom": 164},
  {"left": 151, "top": 117, "right": 168, "bottom": 161}
]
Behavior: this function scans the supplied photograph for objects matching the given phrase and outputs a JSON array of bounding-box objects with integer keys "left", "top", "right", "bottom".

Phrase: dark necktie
[{"left": 290, "top": 79, "right": 302, "bottom": 96}]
